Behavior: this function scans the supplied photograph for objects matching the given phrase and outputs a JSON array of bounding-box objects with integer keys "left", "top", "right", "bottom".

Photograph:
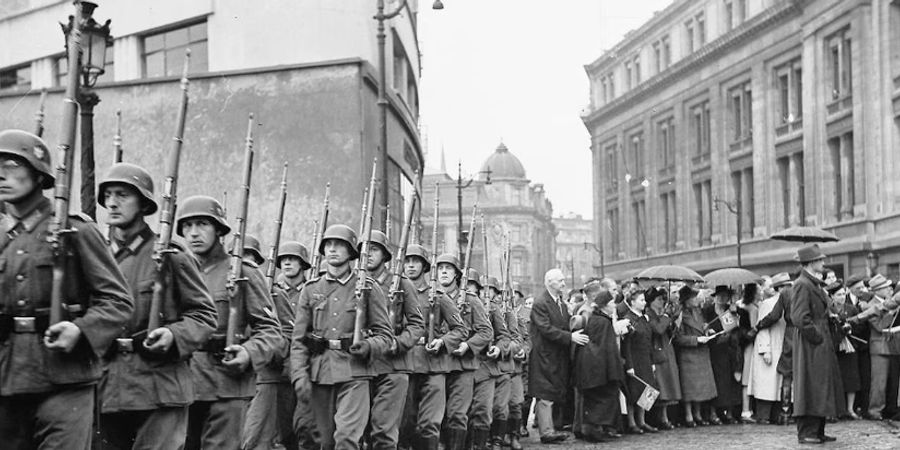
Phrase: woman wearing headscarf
[
  {"left": 573, "top": 282, "right": 625, "bottom": 443},
  {"left": 646, "top": 286, "right": 681, "bottom": 429},
  {"left": 674, "top": 286, "right": 717, "bottom": 426},
  {"left": 621, "top": 290, "right": 659, "bottom": 434}
]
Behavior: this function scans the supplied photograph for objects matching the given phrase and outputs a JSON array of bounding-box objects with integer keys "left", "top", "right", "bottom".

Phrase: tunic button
[
  {"left": 333, "top": 298, "right": 339, "bottom": 302},
  {"left": 15, "top": 249, "right": 25, "bottom": 255},
  {"left": 15, "top": 274, "right": 25, "bottom": 281},
  {"left": 333, "top": 312, "right": 337, "bottom": 316},
  {"left": 331, "top": 327, "right": 336, "bottom": 331},
  {"left": 16, "top": 300, "right": 25, "bottom": 307}
]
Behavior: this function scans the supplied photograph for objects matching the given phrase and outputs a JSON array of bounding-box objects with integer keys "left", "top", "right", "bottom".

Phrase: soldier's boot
[
  {"left": 472, "top": 428, "right": 491, "bottom": 450},
  {"left": 447, "top": 428, "right": 468, "bottom": 450},
  {"left": 507, "top": 418, "right": 522, "bottom": 450},
  {"left": 490, "top": 420, "right": 507, "bottom": 450},
  {"left": 424, "top": 436, "right": 440, "bottom": 450}
]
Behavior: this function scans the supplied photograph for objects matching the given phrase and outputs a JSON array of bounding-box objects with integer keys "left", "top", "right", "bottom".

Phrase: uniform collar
[
  {"left": 277, "top": 273, "right": 305, "bottom": 291},
  {"left": 2, "top": 196, "right": 51, "bottom": 234},
  {"left": 200, "top": 244, "right": 230, "bottom": 273},
  {"left": 324, "top": 268, "right": 353, "bottom": 285},
  {"left": 111, "top": 222, "right": 155, "bottom": 256}
]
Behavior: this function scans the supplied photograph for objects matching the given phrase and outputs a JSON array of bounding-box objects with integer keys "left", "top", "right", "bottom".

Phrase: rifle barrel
[
  {"left": 225, "top": 113, "right": 256, "bottom": 348},
  {"left": 266, "top": 162, "right": 289, "bottom": 292}
]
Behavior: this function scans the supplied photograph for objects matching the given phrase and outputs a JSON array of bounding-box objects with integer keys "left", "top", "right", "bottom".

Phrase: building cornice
[{"left": 582, "top": 0, "right": 802, "bottom": 129}]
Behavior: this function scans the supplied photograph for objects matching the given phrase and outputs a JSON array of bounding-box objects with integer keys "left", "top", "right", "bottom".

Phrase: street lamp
[
  {"left": 583, "top": 241, "right": 605, "bottom": 277},
  {"left": 61, "top": 0, "right": 111, "bottom": 220},
  {"left": 714, "top": 197, "right": 742, "bottom": 267},
  {"left": 457, "top": 161, "right": 491, "bottom": 258}
]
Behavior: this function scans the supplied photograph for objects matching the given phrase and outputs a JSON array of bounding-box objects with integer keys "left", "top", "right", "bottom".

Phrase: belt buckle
[
  {"left": 116, "top": 338, "right": 135, "bottom": 353},
  {"left": 13, "top": 317, "right": 36, "bottom": 333},
  {"left": 328, "top": 339, "right": 342, "bottom": 350}
]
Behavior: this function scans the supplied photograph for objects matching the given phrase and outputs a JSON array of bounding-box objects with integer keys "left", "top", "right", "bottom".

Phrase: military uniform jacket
[
  {"left": 371, "top": 269, "right": 425, "bottom": 375},
  {"left": 407, "top": 277, "right": 467, "bottom": 374},
  {"left": 501, "top": 307, "right": 522, "bottom": 374},
  {"left": 444, "top": 285, "right": 492, "bottom": 372},
  {"left": 514, "top": 305, "right": 532, "bottom": 373},
  {"left": 191, "top": 245, "right": 283, "bottom": 401},
  {"left": 257, "top": 274, "right": 304, "bottom": 384},
  {"left": 475, "top": 299, "right": 512, "bottom": 382},
  {"left": 101, "top": 223, "right": 217, "bottom": 412},
  {"left": 0, "top": 197, "right": 133, "bottom": 395},
  {"left": 290, "top": 268, "right": 394, "bottom": 386}
]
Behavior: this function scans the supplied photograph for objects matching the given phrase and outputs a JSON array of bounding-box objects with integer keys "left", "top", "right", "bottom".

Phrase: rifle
[
  {"left": 309, "top": 183, "right": 330, "bottom": 275},
  {"left": 458, "top": 205, "right": 478, "bottom": 296},
  {"left": 113, "top": 109, "right": 123, "bottom": 163},
  {"left": 34, "top": 89, "right": 47, "bottom": 138},
  {"left": 504, "top": 234, "right": 512, "bottom": 312},
  {"left": 480, "top": 214, "right": 490, "bottom": 310},
  {"left": 147, "top": 50, "right": 191, "bottom": 334},
  {"left": 225, "top": 114, "right": 256, "bottom": 350},
  {"left": 49, "top": 2, "right": 85, "bottom": 325},
  {"left": 385, "top": 203, "right": 392, "bottom": 243},
  {"left": 353, "top": 159, "right": 378, "bottom": 345},
  {"left": 388, "top": 171, "right": 421, "bottom": 329},
  {"left": 265, "top": 162, "right": 288, "bottom": 293},
  {"left": 426, "top": 183, "right": 440, "bottom": 343}
]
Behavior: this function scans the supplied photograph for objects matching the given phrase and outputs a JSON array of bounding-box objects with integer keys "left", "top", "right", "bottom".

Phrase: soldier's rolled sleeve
[
  {"left": 290, "top": 287, "right": 313, "bottom": 385},
  {"left": 364, "top": 284, "right": 394, "bottom": 355},
  {"left": 240, "top": 268, "right": 284, "bottom": 371},
  {"left": 165, "top": 252, "right": 217, "bottom": 359},
  {"left": 70, "top": 220, "right": 134, "bottom": 357},
  {"left": 465, "top": 296, "right": 493, "bottom": 354},
  {"left": 395, "top": 279, "right": 426, "bottom": 352},
  {"left": 438, "top": 295, "right": 466, "bottom": 348}
]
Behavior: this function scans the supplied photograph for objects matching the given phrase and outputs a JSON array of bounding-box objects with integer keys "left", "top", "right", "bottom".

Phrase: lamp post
[
  {"left": 583, "top": 241, "right": 605, "bottom": 277},
  {"left": 61, "top": 0, "right": 111, "bottom": 220},
  {"left": 714, "top": 197, "right": 742, "bottom": 267},
  {"left": 456, "top": 161, "right": 491, "bottom": 259}
]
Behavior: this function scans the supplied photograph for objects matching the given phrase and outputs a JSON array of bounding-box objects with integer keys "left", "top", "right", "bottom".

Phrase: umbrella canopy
[
  {"left": 705, "top": 267, "right": 762, "bottom": 288},
  {"left": 634, "top": 265, "right": 705, "bottom": 283},
  {"left": 770, "top": 226, "right": 839, "bottom": 243}
]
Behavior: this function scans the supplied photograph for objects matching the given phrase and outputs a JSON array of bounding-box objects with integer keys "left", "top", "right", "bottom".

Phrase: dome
[{"left": 479, "top": 142, "right": 526, "bottom": 180}]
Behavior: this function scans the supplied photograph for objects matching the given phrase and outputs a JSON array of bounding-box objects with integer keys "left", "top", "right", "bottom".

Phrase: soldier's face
[
  {"left": 181, "top": 218, "right": 220, "bottom": 255},
  {"left": 280, "top": 256, "right": 303, "bottom": 278},
  {"left": 103, "top": 184, "right": 143, "bottom": 227},
  {"left": 367, "top": 245, "right": 388, "bottom": 270},
  {"left": 404, "top": 257, "right": 425, "bottom": 280},
  {"left": 436, "top": 263, "right": 457, "bottom": 287},
  {"left": 323, "top": 240, "right": 351, "bottom": 266},
  {"left": 0, "top": 155, "right": 39, "bottom": 202}
]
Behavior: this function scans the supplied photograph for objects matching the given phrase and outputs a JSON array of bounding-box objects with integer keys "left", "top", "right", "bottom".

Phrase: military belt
[
  {"left": 303, "top": 334, "right": 352, "bottom": 355},
  {"left": 115, "top": 338, "right": 135, "bottom": 353},
  {"left": 0, "top": 314, "right": 51, "bottom": 341}
]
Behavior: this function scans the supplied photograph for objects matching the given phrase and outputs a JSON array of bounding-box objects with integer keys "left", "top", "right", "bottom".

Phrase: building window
[
  {"left": 775, "top": 59, "right": 802, "bottom": 127},
  {"left": 604, "top": 142, "right": 619, "bottom": 193},
  {"left": 652, "top": 35, "right": 672, "bottom": 74},
  {"left": 829, "top": 132, "right": 855, "bottom": 220},
  {"left": 777, "top": 153, "right": 806, "bottom": 227},
  {"left": 660, "top": 191, "right": 677, "bottom": 252},
  {"left": 693, "top": 179, "right": 712, "bottom": 246},
  {"left": 633, "top": 55, "right": 641, "bottom": 85},
  {"left": 696, "top": 13, "right": 706, "bottom": 46},
  {"left": 56, "top": 45, "right": 114, "bottom": 87},
  {"left": 657, "top": 117, "right": 675, "bottom": 171},
  {"left": 731, "top": 168, "right": 754, "bottom": 237},
  {"left": 728, "top": 81, "right": 752, "bottom": 148},
  {"left": 0, "top": 64, "right": 31, "bottom": 91},
  {"left": 690, "top": 101, "right": 711, "bottom": 158},
  {"left": 512, "top": 255, "right": 524, "bottom": 278},
  {"left": 625, "top": 61, "right": 633, "bottom": 90},
  {"left": 685, "top": 20, "right": 695, "bottom": 54},
  {"left": 607, "top": 207, "right": 620, "bottom": 257},
  {"left": 826, "top": 28, "right": 852, "bottom": 101},
  {"left": 143, "top": 21, "right": 208, "bottom": 78},
  {"left": 724, "top": 0, "right": 747, "bottom": 32},
  {"left": 891, "top": 2, "right": 900, "bottom": 86},
  {"left": 628, "top": 132, "right": 645, "bottom": 180},
  {"left": 632, "top": 199, "right": 647, "bottom": 256},
  {"left": 653, "top": 42, "right": 662, "bottom": 74}
]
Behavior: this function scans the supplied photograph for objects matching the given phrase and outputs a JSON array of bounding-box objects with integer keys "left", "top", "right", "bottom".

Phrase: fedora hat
[
  {"left": 771, "top": 272, "right": 792, "bottom": 289},
  {"left": 846, "top": 273, "right": 868, "bottom": 289},
  {"left": 868, "top": 274, "right": 892, "bottom": 292},
  {"left": 795, "top": 243, "right": 826, "bottom": 264}
]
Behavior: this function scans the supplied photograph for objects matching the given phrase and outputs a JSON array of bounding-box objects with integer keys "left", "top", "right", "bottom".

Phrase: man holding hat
[
  {"left": 177, "top": 195, "right": 283, "bottom": 450},
  {"left": 97, "top": 163, "right": 218, "bottom": 448},
  {"left": 290, "top": 224, "right": 394, "bottom": 449},
  {"left": 790, "top": 244, "right": 844, "bottom": 444},
  {"left": 0, "top": 130, "right": 134, "bottom": 448}
]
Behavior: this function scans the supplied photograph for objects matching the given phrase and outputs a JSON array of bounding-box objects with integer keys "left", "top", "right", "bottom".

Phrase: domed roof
[{"left": 479, "top": 142, "right": 526, "bottom": 180}]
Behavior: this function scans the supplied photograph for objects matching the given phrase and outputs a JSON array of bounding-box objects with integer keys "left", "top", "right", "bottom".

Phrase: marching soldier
[
  {"left": 362, "top": 230, "right": 426, "bottom": 449},
  {"left": 241, "top": 235, "right": 265, "bottom": 267},
  {"left": 437, "top": 254, "right": 492, "bottom": 450},
  {"left": 469, "top": 276, "right": 511, "bottom": 450},
  {"left": 176, "top": 195, "right": 282, "bottom": 450},
  {"left": 290, "top": 224, "right": 394, "bottom": 449},
  {"left": 399, "top": 244, "right": 467, "bottom": 450},
  {"left": 491, "top": 280, "right": 524, "bottom": 450},
  {"left": 97, "top": 163, "right": 218, "bottom": 449},
  {"left": 0, "top": 129, "right": 134, "bottom": 448},
  {"left": 514, "top": 285, "right": 533, "bottom": 438},
  {"left": 506, "top": 283, "right": 529, "bottom": 448}
]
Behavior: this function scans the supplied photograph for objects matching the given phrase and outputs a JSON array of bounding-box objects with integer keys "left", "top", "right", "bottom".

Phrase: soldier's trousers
[
  {"left": 294, "top": 384, "right": 319, "bottom": 449},
  {"left": 311, "top": 379, "right": 370, "bottom": 450},
  {"left": 0, "top": 385, "right": 93, "bottom": 450},
  {"left": 492, "top": 374, "right": 512, "bottom": 422},
  {"left": 99, "top": 406, "right": 188, "bottom": 449},
  {"left": 369, "top": 373, "right": 409, "bottom": 449},
  {"left": 186, "top": 398, "right": 248, "bottom": 450},
  {"left": 445, "top": 370, "right": 475, "bottom": 432},
  {"left": 468, "top": 376, "right": 496, "bottom": 430},
  {"left": 508, "top": 374, "right": 525, "bottom": 423},
  {"left": 402, "top": 373, "right": 446, "bottom": 441},
  {"left": 243, "top": 382, "right": 297, "bottom": 450}
]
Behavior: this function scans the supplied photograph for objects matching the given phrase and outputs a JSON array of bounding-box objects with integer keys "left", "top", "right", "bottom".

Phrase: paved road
[{"left": 521, "top": 420, "right": 900, "bottom": 449}]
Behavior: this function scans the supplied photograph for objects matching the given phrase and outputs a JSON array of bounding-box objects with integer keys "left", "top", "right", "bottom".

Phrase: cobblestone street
[{"left": 522, "top": 420, "right": 900, "bottom": 449}]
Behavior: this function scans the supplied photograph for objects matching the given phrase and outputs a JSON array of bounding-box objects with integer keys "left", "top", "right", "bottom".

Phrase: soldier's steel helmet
[
  {"left": 359, "top": 230, "right": 393, "bottom": 262},
  {"left": 405, "top": 244, "right": 431, "bottom": 273},
  {"left": 483, "top": 276, "right": 500, "bottom": 291},
  {"left": 435, "top": 253, "right": 461, "bottom": 274},
  {"left": 0, "top": 129, "right": 54, "bottom": 189},
  {"left": 319, "top": 224, "right": 360, "bottom": 260},
  {"left": 277, "top": 241, "right": 311, "bottom": 269},
  {"left": 175, "top": 195, "right": 231, "bottom": 236},
  {"left": 467, "top": 268, "right": 483, "bottom": 289},
  {"left": 242, "top": 234, "right": 264, "bottom": 264},
  {"left": 98, "top": 163, "right": 158, "bottom": 214}
]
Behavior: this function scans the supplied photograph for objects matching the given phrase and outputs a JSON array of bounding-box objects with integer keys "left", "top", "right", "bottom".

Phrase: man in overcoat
[
  {"left": 790, "top": 244, "right": 844, "bottom": 444},
  {"left": 529, "top": 268, "right": 588, "bottom": 443}
]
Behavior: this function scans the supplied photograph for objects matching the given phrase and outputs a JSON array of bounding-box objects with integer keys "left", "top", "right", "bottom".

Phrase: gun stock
[
  {"left": 388, "top": 171, "right": 420, "bottom": 331},
  {"left": 427, "top": 182, "right": 440, "bottom": 342},
  {"left": 309, "top": 183, "right": 330, "bottom": 276},
  {"left": 225, "top": 113, "right": 256, "bottom": 348},
  {"left": 265, "top": 162, "right": 288, "bottom": 292},
  {"left": 353, "top": 159, "right": 378, "bottom": 345}
]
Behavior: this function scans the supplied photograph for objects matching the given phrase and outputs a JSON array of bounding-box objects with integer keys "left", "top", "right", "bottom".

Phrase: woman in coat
[
  {"left": 828, "top": 282, "right": 861, "bottom": 419},
  {"left": 646, "top": 287, "right": 681, "bottom": 429},
  {"left": 704, "top": 286, "right": 745, "bottom": 424},
  {"left": 674, "top": 286, "right": 717, "bottom": 427},
  {"left": 748, "top": 276, "right": 787, "bottom": 423},
  {"left": 573, "top": 283, "right": 625, "bottom": 443},
  {"left": 622, "top": 290, "right": 659, "bottom": 434}
]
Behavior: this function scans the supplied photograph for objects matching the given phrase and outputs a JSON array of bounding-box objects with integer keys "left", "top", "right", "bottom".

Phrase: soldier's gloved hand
[
  {"left": 425, "top": 338, "right": 443, "bottom": 354},
  {"left": 486, "top": 345, "right": 501, "bottom": 359},
  {"left": 350, "top": 341, "right": 371, "bottom": 358},
  {"left": 144, "top": 327, "right": 175, "bottom": 353},
  {"left": 513, "top": 349, "right": 527, "bottom": 361},
  {"left": 451, "top": 342, "right": 470, "bottom": 356},
  {"left": 44, "top": 321, "right": 82, "bottom": 353},
  {"left": 293, "top": 377, "right": 311, "bottom": 402},
  {"left": 222, "top": 345, "right": 250, "bottom": 374}
]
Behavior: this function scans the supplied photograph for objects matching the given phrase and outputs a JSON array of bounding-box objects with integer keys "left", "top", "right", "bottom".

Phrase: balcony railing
[
  {"left": 775, "top": 118, "right": 802, "bottom": 138},
  {"left": 826, "top": 95, "right": 852, "bottom": 116}
]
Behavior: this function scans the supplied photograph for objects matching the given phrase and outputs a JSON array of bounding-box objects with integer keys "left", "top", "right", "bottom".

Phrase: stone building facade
[
  {"left": 420, "top": 143, "right": 556, "bottom": 296},
  {"left": 583, "top": 0, "right": 900, "bottom": 280},
  {"left": 553, "top": 213, "right": 596, "bottom": 288}
]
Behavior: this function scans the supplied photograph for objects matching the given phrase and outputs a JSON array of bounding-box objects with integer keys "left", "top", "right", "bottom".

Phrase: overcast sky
[{"left": 417, "top": 0, "right": 674, "bottom": 219}]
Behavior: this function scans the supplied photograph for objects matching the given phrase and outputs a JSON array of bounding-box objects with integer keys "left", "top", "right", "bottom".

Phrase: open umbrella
[
  {"left": 704, "top": 267, "right": 762, "bottom": 288},
  {"left": 634, "top": 265, "right": 705, "bottom": 283},
  {"left": 770, "top": 226, "right": 839, "bottom": 243}
]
